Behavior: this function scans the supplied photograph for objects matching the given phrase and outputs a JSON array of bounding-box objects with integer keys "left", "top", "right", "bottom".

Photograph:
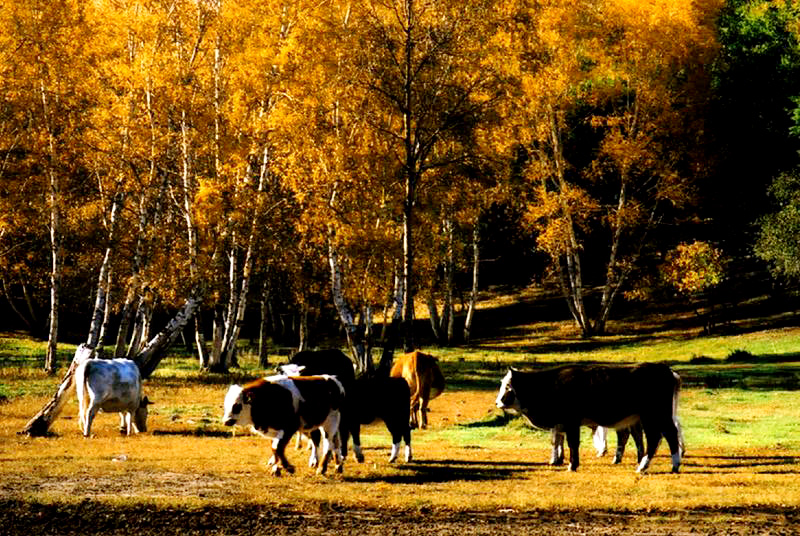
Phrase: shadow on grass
[
  {"left": 682, "top": 454, "right": 800, "bottom": 474},
  {"left": 343, "top": 458, "right": 548, "bottom": 484},
  {"left": 152, "top": 429, "right": 231, "bottom": 438}
]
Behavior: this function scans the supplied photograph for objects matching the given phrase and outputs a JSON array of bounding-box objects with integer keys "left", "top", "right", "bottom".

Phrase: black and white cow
[
  {"left": 75, "top": 357, "right": 152, "bottom": 437},
  {"left": 222, "top": 374, "right": 345, "bottom": 476},
  {"left": 280, "top": 349, "right": 413, "bottom": 463},
  {"left": 496, "top": 363, "right": 682, "bottom": 473}
]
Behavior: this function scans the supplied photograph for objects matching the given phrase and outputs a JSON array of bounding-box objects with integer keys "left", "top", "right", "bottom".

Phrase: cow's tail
[
  {"left": 74, "top": 360, "right": 91, "bottom": 432},
  {"left": 671, "top": 370, "right": 686, "bottom": 456},
  {"left": 430, "top": 361, "right": 445, "bottom": 399}
]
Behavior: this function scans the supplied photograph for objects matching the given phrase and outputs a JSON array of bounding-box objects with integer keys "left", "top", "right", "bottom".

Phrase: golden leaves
[{"left": 663, "top": 241, "right": 727, "bottom": 295}]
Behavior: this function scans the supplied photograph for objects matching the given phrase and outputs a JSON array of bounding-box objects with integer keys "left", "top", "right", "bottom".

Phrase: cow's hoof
[
  {"left": 284, "top": 464, "right": 295, "bottom": 475},
  {"left": 355, "top": 452, "right": 365, "bottom": 463},
  {"left": 336, "top": 464, "right": 344, "bottom": 474},
  {"left": 270, "top": 466, "right": 282, "bottom": 476}
]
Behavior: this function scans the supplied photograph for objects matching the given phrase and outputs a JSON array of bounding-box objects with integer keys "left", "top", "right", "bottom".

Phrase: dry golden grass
[{"left": 3, "top": 377, "right": 800, "bottom": 514}]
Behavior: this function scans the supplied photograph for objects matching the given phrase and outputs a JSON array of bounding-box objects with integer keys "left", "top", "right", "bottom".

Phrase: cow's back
[
  {"left": 390, "top": 351, "right": 444, "bottom": 399},
  {"left": 514, "top": 363, "right": 678, "bottom": 427},
  {"left": 290, "top": 349, "right": 355, "bottom": 390},
  {"left": 78, "top": 358, "right": 142, "bottom": 410}
]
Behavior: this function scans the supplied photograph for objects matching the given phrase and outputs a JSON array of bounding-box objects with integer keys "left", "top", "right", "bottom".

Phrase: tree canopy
[{"left": 1, "top": 0, "right": 799, "bottom": 366}]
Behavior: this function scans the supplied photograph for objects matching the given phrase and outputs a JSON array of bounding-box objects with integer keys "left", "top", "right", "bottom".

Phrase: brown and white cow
[
  {"left": 390, "top": 351, "right": 445, "bottom": 429},
  {"left": 279, "top": 349, "right": 356, "bottom": 461},
  {"left": 222, "top": 374, "right": 345, "bottom": 476},
  {"left": 280, "top": 350, "right": 412, "bottom": 463},
  {"left": 496, "top": 363, "right": 682, "bottom": 473},
  {"left": 75, "top": 357, "right": 151, "bottom": 437}
]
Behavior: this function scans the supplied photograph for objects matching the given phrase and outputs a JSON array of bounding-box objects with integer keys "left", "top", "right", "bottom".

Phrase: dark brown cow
[
  {"left": 390, "top": 351, "right": 445, "bottom": 429},
  {"left": 222, "top": 374, "right": 345, "bottom": 476},
  {"left": 496, "top": 363, "right": 682, "bottom": 473}
]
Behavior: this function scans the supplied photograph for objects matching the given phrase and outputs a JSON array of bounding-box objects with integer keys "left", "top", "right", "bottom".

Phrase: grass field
[{"left": 2, "top": 298, "right": 800, "bottom": 533}]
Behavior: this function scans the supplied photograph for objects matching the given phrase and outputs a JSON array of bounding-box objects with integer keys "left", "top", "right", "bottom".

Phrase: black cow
[
  {"left": 496, "top": 363, "right": 682, "bottom": 473},
  {"left": 351, "top": 375, "right": 413, "bottom": 463},
  {"left": 280, "top": 349, "right": 412, "bottom": 463}
]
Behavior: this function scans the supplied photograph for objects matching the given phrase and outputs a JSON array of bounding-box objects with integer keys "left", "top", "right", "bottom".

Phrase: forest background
[{"left": 2, "top": 0, "right": 800, "bottom": 381}]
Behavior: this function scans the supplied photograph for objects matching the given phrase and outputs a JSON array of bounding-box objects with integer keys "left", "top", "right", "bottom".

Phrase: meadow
[{"left": 2, "top": 295, "right": 800, "bottom": 534}]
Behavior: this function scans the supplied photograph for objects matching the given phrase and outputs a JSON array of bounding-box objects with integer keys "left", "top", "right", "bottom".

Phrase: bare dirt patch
[{"left": 2, "top": 500, "right": 799, "bottom": 535}]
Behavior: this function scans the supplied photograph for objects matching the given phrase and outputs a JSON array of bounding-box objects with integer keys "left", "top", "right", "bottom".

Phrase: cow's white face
[
  {"left": 496, "top": 370, "right": 520, "bottom": 412},
  {"left": 222, "top": 385, "right": 252, "bottom": 427}
]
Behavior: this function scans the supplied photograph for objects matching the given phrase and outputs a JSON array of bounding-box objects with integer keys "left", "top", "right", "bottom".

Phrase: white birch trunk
[{"left": 463, "top": 223, "right": 480, "bottom": 343}]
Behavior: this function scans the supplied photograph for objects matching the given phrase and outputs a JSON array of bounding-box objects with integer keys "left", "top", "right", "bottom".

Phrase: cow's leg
[
  {"left": 550, "top": 427, "right": 565, "bottom": 466},
  {"left": 272, "top": 430, "right": 295, "bottom": 476},
  {"left": 592, "top": 426, "right": 608, "bottom": 457},
  {"left": 388, "top": 420, "right": 411, "bottom": 463},
  {"left": 566, "top": 425, "right": 581, "bottom": 472},
  {"left": 338, "top": 410, "right": 351, "bottom": 461},
  {"left": 613, "top": 428, "right": 630, "bottom": 464},
  {"left": 403, "top": 425, "right": 412, "bottom": 462},
  {"left": 318, "top": 413, "right": 343, "bottom": 475},
  {"left": 351, "top": 426, "right": 364, "bottom": 463},
  {"left": 630, "top": 423, "right": 645, "bottom": 464},
  {"left": 84, "top": 404, "right": 100, "bottom": 438},
  {"left": 662, "top": 419, "right": 682, "bottom": 474},
  {"left": 419, "top": 383, "right": 432, "bottom": 429},
  {"left": 306, "top": 429, "right": 322, "bottom": 468},
  {"left": 409, "top": 397, "right": 420, "bottom": 429},
  {"left": 637, "top": 423, "right": 663, "bottom": 474}
]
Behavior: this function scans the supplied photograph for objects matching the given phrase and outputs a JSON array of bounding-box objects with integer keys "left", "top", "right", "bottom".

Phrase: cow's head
[
  {"left": 134, "top": 396, "right": 153, "bottom": 433},
  {"left": 495, "top": 369, "right": 521, "bottom": 412},
  {"left": 222, "top": 384, "right": 252, "bottom": 427}
]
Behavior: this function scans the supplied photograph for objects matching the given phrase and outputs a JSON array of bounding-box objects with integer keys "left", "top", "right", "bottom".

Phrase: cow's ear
[
  {"left": 242, "top": 390, "right": 252, "bottom": 404},
  {"left": 142, "top": 396, "right": 153, "bottom": 405}
]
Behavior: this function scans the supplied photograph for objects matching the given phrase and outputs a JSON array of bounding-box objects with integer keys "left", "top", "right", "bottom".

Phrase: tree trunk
[
  {"left": 258, "top": 280, "right": 271, "bottom": 368},
  {"left": 328, "top": 239, "right": 367, "bottom": 371},
  {"left": 426, "top": 295, "right": 442, "bottom": 342},
  {"left": 464, "top": 222, "right": 480, "bottom": 343},
  {"left": 134, "top": 290, "right": 204, "bottom": 379},
  {"left": 1, "top": 277, "right": 34, "bottom": 332},
  {"left": 443, "top": 215, "right": 455, "bottom": 344},
  {"left": 42, "top": 80, "right": 61, "bottom": 375},
  {"left": 87, "top": 192, "right": 123, "bottom": 349},
  {"left": 114, "top": 288, "right": 136, "bottom": 358},
  {"left": 377, "top": 270, "right": 404, "bottom": 375}
]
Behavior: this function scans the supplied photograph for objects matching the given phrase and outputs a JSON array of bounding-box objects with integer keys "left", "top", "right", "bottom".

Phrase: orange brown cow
[{"left": 390, "top": 351, "right": 445, "bottom": 429}]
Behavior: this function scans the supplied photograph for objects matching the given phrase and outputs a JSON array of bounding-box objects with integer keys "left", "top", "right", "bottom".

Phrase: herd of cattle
[{"left": 74, "top": 349, "right": 684, "bottom": 476}]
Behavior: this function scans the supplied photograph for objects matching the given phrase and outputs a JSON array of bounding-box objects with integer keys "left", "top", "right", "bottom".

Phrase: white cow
[{"left": 75, "top": 358, "right": 151, "bottom": 437}]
